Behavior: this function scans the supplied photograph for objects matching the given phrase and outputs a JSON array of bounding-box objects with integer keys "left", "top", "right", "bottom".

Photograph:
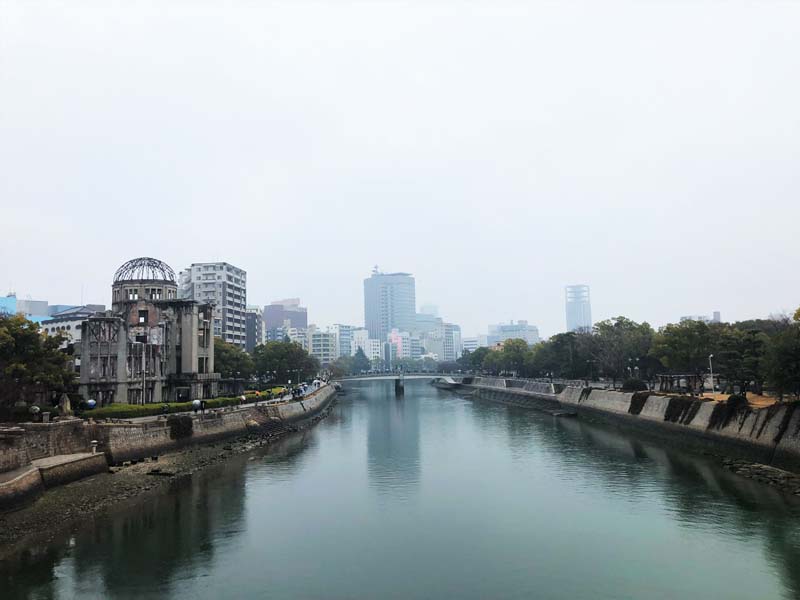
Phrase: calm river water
[{"left": 4, "top": 379, "right": 800, "bottom": 599}]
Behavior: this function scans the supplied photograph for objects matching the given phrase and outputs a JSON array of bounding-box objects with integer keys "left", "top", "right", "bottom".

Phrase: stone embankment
[
  {"left": 0, "top": 385, "right": 337, "bottom": 512},
  {"left": 458, "top": 377, "right": 800, "bottom": 477},
  {"left": 0, "top": 403, "right": 333, "bottom": 559}
]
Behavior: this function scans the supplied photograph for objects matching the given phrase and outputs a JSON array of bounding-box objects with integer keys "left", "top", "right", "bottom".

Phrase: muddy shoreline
[{"left": 0, "top": 406, "right": 333, "bottom": 562}]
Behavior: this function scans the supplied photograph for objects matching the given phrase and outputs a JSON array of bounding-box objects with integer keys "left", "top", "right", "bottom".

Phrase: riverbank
[
  {"left": 454, "top": 377, "right": 800, "bottom": 492},
  {"left": 0, "top": 400, "right": 334, "bottom": 561},
  {"left": 0, "top": 385, "right": 337, "bottom": 512}
]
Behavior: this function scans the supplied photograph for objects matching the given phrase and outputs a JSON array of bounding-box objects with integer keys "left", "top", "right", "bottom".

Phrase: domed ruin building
[{"left": 76, "top": 257, "right": 220, "bottom": 405}]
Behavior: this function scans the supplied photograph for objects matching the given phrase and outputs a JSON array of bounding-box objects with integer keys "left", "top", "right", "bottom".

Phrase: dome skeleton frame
[{"left": 113, "top": 257, "right": 176, "bottom": 283}]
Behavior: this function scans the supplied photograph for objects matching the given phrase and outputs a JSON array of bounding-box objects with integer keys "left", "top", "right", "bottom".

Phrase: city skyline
[
  {"left": 3, "top": 3, "right": 799, "bottom": 338},
  {"left": 5, "top": 263, "right": 797, "bottom": 341}
]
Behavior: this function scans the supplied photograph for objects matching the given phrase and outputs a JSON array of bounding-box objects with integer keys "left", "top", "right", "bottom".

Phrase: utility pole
[{"left": 708, "top": 354, "right": 715, "bottom": 395}]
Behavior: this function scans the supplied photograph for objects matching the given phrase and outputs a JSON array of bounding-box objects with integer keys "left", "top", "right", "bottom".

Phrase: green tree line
[
  {"left": 213, "top": 338, "right": 319, "bottom": 384},
  {"left": 458, "top": 312, "right": 800, "bottom": 400}
]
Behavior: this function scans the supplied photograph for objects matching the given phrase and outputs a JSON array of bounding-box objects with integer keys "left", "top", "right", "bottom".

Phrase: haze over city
[{"left": 3, "top": 1, "right": 799, "bottom": 338}]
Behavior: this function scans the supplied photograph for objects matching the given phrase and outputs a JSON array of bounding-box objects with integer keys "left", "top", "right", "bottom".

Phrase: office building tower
[
  {"left": 565, "top": 285, "right": 592, "bottom": 332},
  {"left": 363, "top": 267, "right": 416, "bottom": 341},
  {"left": 245, "top": 306, "right": 265, "bottom": 353},
  {"left": 179, "top": 262, "right": 247, "bottom": 348}
]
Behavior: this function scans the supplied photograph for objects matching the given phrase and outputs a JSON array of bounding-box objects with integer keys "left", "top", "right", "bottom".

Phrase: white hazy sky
[{"left": 1, "top": 1, "right": 799, "bottom": 338}]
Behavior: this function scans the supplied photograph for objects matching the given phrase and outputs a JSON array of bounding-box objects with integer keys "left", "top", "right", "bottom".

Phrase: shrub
[
  {"left": 621, "top": 378, "right": 648, "bottom": 392},
  {"left": 80, "top": 393, "right": 266, "bottom": 420}
]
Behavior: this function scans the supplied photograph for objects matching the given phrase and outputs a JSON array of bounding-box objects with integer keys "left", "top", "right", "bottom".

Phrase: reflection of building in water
[{"left": 366, "top": 382, "right": 421, "bottom": 497}]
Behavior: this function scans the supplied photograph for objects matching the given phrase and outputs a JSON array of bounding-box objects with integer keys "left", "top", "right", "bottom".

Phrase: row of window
[
  {"left": 45, "top": 324, "right": 73, "bottom": 333},
  {"left": 113, "top": 287, "right": 176, "bottom": 301}
]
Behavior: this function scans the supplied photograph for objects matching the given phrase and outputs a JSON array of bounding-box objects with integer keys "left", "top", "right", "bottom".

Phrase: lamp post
[{"left": 708, "top": 354, "right": 715, "bottom": 394}]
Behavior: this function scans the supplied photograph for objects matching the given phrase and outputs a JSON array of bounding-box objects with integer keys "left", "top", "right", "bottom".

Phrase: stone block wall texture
[
  {"left": 0, "top": 429, "right": 31, "bottom": 473},
  {"left": 18, "top": 420, "right": 90, "bottom": 459},
  {"left": 93, "top": 384, "right": 336, "bottom": 463},
  {"left": 0, "top": 467, "right": 44, "bottom": 511},
  {"left": 38, "top": 454, "right": 108, "bottom": 488}
]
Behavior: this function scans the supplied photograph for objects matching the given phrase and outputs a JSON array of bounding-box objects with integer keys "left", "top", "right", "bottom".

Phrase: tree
[
  {"left": 352, "top": 347, "right": 371, "bottom": 374},
  {"left": 650, "top": 320, "right": 713, "bottom": 376},
  {"left": 794, "top": 307, "right": 800, "bottom": 323},
  {"left": 329, "top": 355, "right": 354, "bottom": 378},
  {"left": 499, "top": 339, "right": 529, "bottom": 375},
  {"left": 716, "top": 327, "right": 767, "bottom": 395},
  {"left": 0, "top": 315, "right": 75, "bottom": 410},
  {"left": 481, "top": 350, "right": 503, "bottom": 375},
  {"left": 253, "top": 340, "right": 319, "bottom": 383},
  {"left": 763, "top": 324, "right": 800, "bottom": 400},
  {"left": 213, "top": 338, "right": 254, "bottom": 379},
  {"left": 594, "top": 317, "right": 653, "bottom": 386}
]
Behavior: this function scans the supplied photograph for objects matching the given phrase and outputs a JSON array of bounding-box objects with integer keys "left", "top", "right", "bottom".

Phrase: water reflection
[
  {"left": 2, "top": 427, "right": 319, "bottom": 600},
  {"left": 3, "top": 382, "right": 800, "bottom": 600},
  {"left": 464, "top": 393, "right": 800, "bottom": 599},
  {"left": 363, "top": 380, "right": 421, "bottom": 499}
]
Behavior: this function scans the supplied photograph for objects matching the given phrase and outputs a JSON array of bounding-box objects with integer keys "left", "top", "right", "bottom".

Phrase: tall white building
[
  {"left": 179, "top": 262, "right": 247, "bottom": 348},
  {"left": 307, "top": 326, "right": 337, "bottom": 367},
  {"left": 363, "top": 268, "right": 416, "bottom": 341},
  {"left": 565, "top": 284, "right": 592, "bottom": 332}
]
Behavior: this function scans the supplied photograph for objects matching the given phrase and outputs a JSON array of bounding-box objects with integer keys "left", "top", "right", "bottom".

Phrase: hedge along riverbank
[{"left": 82, "top": 388, "right": 286, "bottom": 420}]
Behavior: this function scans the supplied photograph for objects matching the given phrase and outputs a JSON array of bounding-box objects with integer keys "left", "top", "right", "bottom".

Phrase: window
[
  {"left": 138, "top": 310, "right": 148, "bottom": 324},
  {"left": 127, "top": 288, "right": 138, "bottom": 301}
]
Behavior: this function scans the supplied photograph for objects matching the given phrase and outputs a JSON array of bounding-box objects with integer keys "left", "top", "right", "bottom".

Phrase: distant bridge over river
[{"left": 338, "top": 373, "right": 457, "bottom": 382}]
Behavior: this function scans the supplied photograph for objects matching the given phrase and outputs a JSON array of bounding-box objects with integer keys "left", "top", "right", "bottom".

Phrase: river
[{"left": 4, "top": 379, "right": 800, "bottom": 599}]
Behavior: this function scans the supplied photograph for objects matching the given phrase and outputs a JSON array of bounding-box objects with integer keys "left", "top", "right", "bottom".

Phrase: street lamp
[{"left": 708, "top": 354, "right": 715, "bottom": 394}]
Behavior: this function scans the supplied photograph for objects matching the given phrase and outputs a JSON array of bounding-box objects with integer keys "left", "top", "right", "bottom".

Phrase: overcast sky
[{"left": 1, "top": 1, "right": 799, "bottom": 338}]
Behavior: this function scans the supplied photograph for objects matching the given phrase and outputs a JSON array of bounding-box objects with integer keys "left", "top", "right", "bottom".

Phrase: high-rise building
[
  {"left": 363, "top": 268, "right": 416, "bottom": 341},
  {"left": 330, "top": 324, "right": 356, "bottom": 359},
  {"left": 351, "top": 328, "right": 383, "bottom": 363},
  {"left": 420, "top": 322, "right": 461, "bottom": 362},
  {"left": 264, "top": 298, "right": 307, "bottom": 340},
  {"left": 488, "top": 320, "right": 540, "bottom": 346},
  {"left": 388, "top": 328, "right": 422, "bottom": 360},
  {"left": 565, "top": 284, "right": 592, "bottom": 332},
  {"left": 462, "top": 337, "right": 480, "bottom": 353},
  {"left": 179, "top": 262, "right": 247, "bottom": 348},
  {"left": 244, "top": 306, "right": 265, "bottom": 353},
  {"left": 307, "top": 326, "right": 337, "bottom": 367}
]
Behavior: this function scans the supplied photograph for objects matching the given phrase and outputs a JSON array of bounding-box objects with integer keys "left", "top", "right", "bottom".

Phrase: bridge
[{"left": 337, "top": 373, "right": 459, "bottom": 381}]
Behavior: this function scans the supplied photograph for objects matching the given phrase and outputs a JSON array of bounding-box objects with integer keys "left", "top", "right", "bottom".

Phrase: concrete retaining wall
[
  {"left": 38, "top": 454, "right": 108, "bottom": 488},
  {"left": 0, "top": 428, "right": 31, "bottom": 473},
  {"left": 0, "top": 467, "right": 44, "bottom": 512},
  {"left": 17, "top": 419, "right": 91, "bottom": 459},
  {"left": 459, "top": 379, "right": 800, "bottom": 472},
  {"left": 92, "top": 385, "right": 336, "bottom": 464}
]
